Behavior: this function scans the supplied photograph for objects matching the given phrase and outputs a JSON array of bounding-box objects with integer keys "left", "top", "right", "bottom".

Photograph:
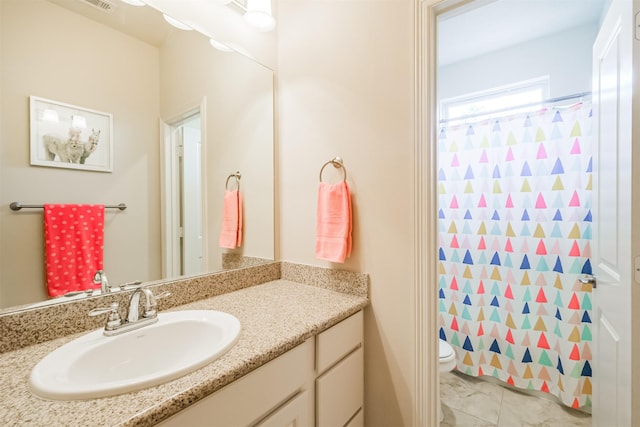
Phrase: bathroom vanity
[
  {"left": 0, "top": 262, "right": 368, "bottom": 426},
  {"left": 160, "top": 310, "right": 364, "bottom": 427}
]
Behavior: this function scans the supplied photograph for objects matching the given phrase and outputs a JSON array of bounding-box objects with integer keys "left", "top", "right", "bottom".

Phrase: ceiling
[
  {"left": 437, "top": 0, "right": 609, "bottom": 66},
  {"left": 48, "top": 0, "right": 172, "bottom": 46},
  {"left": 55, "top": 0, "right": 607, "bottom": 66}
]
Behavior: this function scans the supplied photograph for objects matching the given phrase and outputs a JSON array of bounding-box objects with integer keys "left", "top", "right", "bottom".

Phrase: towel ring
[
  {"left": 226, "top": 172, "right": 241, "bottom": 190},
  {"left": 319, "top": 157, "right": 347, "bottom": 182}
]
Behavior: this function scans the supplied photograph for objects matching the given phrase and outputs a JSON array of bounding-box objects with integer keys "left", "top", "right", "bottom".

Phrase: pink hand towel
[
  {"left": 44, "top": 204, "right": 105, "bottom": 297},
  {"left": 316, "top": 181, "right": 352, "bottom": 263},
  {"left": 219, "top": 190, "right": 243, "bottom": 248}
]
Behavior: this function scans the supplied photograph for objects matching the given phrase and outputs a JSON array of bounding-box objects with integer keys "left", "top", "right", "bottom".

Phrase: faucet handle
[
  {"left": 89, "top": 302, "right": 121, "bottom": 332},
  {"left": 144, "top": 291, "right": 171, "bottom": 318},
  {"left": 155, "top": 291, "right": 171, "bottom": 301},
  {"left": 117, "top": 280, "right": 143, "bottom": 291}
]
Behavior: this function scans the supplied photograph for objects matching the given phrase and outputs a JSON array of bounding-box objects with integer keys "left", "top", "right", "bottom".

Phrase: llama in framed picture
[{"left": 29, "top": 96, "right": 113, "bottom": 172}]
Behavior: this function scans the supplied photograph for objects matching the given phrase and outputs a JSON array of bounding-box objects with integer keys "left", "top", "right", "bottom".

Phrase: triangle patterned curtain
[{"left": 437, "top": 103, "right": 593, "bottom": 409}]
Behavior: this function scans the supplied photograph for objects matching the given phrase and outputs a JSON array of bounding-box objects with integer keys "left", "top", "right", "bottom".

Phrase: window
[{"left": 440, "top": 77, "right": 550, "bottom": 125}]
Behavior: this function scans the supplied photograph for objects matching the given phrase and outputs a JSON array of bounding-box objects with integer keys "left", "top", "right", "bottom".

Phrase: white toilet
[
  {"left": 439, "top": 339, "right": 456, "bottom": 421},
  {"left": 439, "top": 339, "right": 456, "bottom": 373}
]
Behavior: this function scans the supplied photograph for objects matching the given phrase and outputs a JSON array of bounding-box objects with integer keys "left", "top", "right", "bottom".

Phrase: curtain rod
[
  {"left": 10, "top": 202, "right": 127, "bottom": 211},
  {"left": 439, "top": 91, "right": 592, "bottom": 125}
]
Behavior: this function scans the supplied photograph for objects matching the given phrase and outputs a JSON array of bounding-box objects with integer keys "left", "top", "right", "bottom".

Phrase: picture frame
[{"left": 29, "top": 96, "right": 113, "bottom": 172}]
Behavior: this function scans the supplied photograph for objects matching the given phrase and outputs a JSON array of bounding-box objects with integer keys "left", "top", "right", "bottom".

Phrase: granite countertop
[{"left": 0, "top": 279, "right": 368, "bottom": 427}]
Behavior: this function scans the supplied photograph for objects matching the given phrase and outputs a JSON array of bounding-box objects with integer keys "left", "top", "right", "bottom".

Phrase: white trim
[
  {"left": 160, "top": 119, "right": 168, "bottom": 278},
  {"left": 199, "top": 99, "right": 209, "bottom": 274},
  {"left": 415, "top": 1, "right": 440, "bottom": 425},
  {"left": 632, "top": 3, "right": 640, "bottom": 424}
]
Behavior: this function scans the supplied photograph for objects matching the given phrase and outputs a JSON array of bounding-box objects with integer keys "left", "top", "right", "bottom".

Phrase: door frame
[
  {"left": 631, "top": 3, "right": 640, "bottom": 425},
  {"left": 415, "top": 2, "right": 480, "bottom": 424},
  {"left": 414, "top": 1, "right": 447, "bottom": 425},
  {"left": 160, "top": 98, "right": 209, "bottom": 278}
]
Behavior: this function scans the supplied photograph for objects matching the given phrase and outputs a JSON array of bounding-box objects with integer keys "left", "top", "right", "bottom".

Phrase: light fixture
[
  {"left": 244, "top": 0, "right": 276, "bottom": 32},
  {"left": 209, "top": 38, "right": 233, "bottom": 52},
  {"left": 163, "top": 14, "right": 192, "bottom": 31},
  {"left": 120, "top": 0, "right": 145, "bottom": 6},
  {"left": 42, "top": 109, "right": 59, "bottom": 122},
  {"left": 71, "top": 115, "right": 87, "bottom": 129}
]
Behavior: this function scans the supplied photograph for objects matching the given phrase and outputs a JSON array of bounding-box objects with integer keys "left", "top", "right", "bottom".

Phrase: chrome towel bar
[{"left": 10, "top": 202, "right": 127, "bottom": 211}]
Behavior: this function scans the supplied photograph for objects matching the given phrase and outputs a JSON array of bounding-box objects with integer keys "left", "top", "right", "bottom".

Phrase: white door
[
  {"left": 591, "top": 1, "right": 634, "bottom": 425},
  {"left": 161, "top": 124, "right": 182, "bottom": 278},
  {"left": 161, "top": 111, "right": 206, "bottom": 278},
  {"left": 181, "top": 125, "right": 204, "bottom": 275}
]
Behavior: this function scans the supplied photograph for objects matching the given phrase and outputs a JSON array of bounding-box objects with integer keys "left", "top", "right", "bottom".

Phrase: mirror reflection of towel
[
  {"left": 316, "top": 181, "right": 352, "bottom": 263},
  {"left": 219, "top": 190, "right": 243, "bottom": 249},
  {"left": 43, "top": 204, "right": 105, "bottom": 296}
]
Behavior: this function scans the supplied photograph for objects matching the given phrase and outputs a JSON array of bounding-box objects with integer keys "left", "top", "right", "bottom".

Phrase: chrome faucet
[
  {"left": 93, "top": 270, "right": 110, "bottom": 294},
  {"left": 127, "top": 287, "right": 159, "bottom": 323},
  {"left": 88, "top": 287, "right": 170, "bottom": 336}
]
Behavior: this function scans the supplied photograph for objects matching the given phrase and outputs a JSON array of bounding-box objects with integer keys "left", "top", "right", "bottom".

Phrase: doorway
[
  {"left": 162, "top": 108, "right": 208, "bottom": 278},
  {"left": 414, "top": 0, "right": 636, "bottom": 425}
]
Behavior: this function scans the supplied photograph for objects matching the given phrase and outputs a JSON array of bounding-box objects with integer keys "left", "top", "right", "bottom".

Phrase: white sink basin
[{"left": 29, "top": 310, "right": 241, "bottom": 400}]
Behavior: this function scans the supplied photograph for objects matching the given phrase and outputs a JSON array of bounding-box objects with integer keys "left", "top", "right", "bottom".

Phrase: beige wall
[
  {"left": 159, "top": 29, "right": 274, "bottom": 271},
  {"left": 168, "top": 0, "right": 422, "bottom": 423},
  {"left": 0, "top": 0, "right": 162, "bottom": 307},
  {"left": 277, "top": 1, "right": 417, "bottom": 425}
]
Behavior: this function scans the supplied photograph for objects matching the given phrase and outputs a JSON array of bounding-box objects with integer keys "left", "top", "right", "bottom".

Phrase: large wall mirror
[{"left": 0, "top": 0, "right": 275, "bottom": 311}]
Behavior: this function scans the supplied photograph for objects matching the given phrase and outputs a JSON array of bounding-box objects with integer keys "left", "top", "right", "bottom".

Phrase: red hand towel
[
  {"left": 44, "top": 204, "right": 105, "bottom": 296},
  {"left": 316, "top": 181, "right": 352, "bottom": 263},
  {"left": 219, "top": 190, "right": 243, "bottom": 249}
]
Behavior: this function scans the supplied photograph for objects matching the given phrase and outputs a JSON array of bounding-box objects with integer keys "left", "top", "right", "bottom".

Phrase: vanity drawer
[
  {"left": 316, "top": 311, "right": 363, "bottom": 374},
  {"left": 315, "top": 347, "right": 363, "bottom": 427}
]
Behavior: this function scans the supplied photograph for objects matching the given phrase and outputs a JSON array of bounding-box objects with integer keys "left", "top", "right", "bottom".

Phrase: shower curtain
[{"left": 437, "top": 103, "right": 593, "bottom": 409}]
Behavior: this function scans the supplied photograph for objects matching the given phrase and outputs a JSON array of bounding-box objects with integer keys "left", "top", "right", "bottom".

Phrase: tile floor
[{"left": 440, "top": 371, "right": 592, "bottom": 426}]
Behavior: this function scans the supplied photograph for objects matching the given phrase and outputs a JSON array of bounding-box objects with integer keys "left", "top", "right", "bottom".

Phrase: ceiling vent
[
  {"left": 81, "top": 0, "right": 115, "bottom": 14},
  {"left": 230, "top": 0, "right": 247, "bottom": 13}
]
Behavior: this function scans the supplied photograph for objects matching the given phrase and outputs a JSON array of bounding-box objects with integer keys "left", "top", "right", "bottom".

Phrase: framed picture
[{"left": 29, "top": 96, "right": 113, "bottom": 172}]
